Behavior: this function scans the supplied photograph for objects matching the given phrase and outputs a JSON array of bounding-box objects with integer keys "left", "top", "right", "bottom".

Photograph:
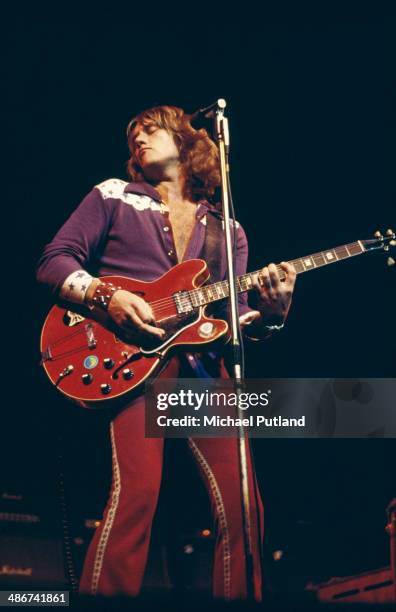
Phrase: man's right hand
[
  {"left": 85, "top": 279, "right": 165, "bottom": 339},
  {"left": 107, "top": 289, "right": 165, "bottom": 338}
]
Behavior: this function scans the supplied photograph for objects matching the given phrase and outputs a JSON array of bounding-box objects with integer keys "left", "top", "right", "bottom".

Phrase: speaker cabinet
[{"left": 0, "top": 535, "right": 67, "bottom": 588}]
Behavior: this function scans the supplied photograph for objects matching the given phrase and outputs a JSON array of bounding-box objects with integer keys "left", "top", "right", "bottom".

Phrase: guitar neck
[{"left": 188, "top": 240, "right": 367, "bottom": 308}]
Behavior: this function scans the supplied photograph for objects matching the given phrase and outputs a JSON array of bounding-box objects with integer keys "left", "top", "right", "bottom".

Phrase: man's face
[{"left": 129, "top": 122, "right": 180, "bottom": 178}]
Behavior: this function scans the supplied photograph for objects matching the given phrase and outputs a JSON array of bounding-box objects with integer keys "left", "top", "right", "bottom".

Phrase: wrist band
[
  {"left": 60, "top": 270, "right": 94, "bottom": 304},
  {"left": 90, "top": 281, "right": 121, "bottom": 311}
]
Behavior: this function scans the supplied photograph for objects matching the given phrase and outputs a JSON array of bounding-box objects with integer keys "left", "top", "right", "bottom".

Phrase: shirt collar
[
  {"left": 124, "top": 181, "right": 162, "bottom": 202},
  {"left": 123, "top": 181, "right": 221, "bottom": 220}
]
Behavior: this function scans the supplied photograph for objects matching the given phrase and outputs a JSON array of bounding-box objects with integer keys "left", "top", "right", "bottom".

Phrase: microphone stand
[{"left": 213, "top": 100, "right": 255, "bottom": 600}]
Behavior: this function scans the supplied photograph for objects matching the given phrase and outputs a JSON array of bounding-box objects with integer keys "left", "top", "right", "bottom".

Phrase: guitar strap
[{"left": 202, "top": 210, "right": 224, "bottom": 283}]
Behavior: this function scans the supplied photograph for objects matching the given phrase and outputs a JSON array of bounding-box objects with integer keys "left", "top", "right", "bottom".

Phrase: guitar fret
[
  {"left": 275, "top": 268, "right": 286, "bottom": 281},
  {"left": 324, "top": 249, "right": 337, "bottom": 262},
  {"left": 219, "top": 283, "right": 227, "bottom": 298},
  {"left": 347, "top": 241, "right": 364, "bottom": 256},
  {"left": 334, "top": 245, "right": 349, "bottom": 259},
  {"left": 212, "top": 285, "right": 220, "bottom": 300},
  {"left": 201, "top": 287, "right": 209, "bottom": 302},
  {"left": 189, "top": 291, "right": 199, "bottom": 308},
  {"left": 312, "top": 252, "right": 326, "bottom": 267},
  {"left": 191, "top": 289, "right": 204, "bottom": 306},
  {"left": 302, "top": 256, "right": 315, "bottom": 269},
  {"left": 243, "top": 275, "right": 253, "bottom": 289},
  {"left": 292, "top": 259, "right": 305, "bottom": 273}
]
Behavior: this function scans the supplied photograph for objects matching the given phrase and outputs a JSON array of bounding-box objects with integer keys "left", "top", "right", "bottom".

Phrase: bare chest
[{"left": 168, "top": 205, "right": 197, "bottom": 262}]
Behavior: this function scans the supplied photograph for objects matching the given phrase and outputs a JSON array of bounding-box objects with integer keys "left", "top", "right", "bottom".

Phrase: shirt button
[
  {"left": 163, "top": 226, "right": 170, "bottom": 232},
  {"left": 168, "top": 250, "right": 174, "bottom": 256}
]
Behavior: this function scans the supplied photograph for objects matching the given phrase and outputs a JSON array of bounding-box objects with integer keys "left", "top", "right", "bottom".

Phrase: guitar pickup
[
  {"left": 174, "top": 291, "right": 194, "bottom": 314},
  {"left": 85, "top": 323, "right": 97, "bottom": 349}
]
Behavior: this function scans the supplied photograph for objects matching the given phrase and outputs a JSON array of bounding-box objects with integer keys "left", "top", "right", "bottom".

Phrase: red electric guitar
[{"left": 40, "top": 230, "right": 395, "bottom": 408}]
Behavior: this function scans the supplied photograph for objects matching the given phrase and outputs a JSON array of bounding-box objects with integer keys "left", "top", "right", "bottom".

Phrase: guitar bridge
[{"left": 85, "top": 323, "right": 97, "bottom": 349}]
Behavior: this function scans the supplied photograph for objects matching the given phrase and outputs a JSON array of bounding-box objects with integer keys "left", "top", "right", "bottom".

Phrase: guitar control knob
[
  {"left": 82, "top": 373, "right": 93, "bottom": 385},
  {"left": 100, "top": 383, "right": 112, "bottom": 395},
  {"left": 103, "top": 358, "right": 115, "bottom": 369},
  {"left": 122, "top": 368, "right": 134, "bottom": 380},
  {"left": 198, "top": 322, "right": 215, "bottom": 338}
]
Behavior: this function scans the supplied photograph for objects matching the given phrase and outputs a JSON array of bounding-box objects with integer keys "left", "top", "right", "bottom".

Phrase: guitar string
[
  {"left": 46, "top": 271, "right": 271, "bottom": 351},
  {"left": 146, "top": 258, "right": 308, "bottom": 313},
  {"left": 145, "top": 265, "right": 285, "bottom": 312},
  {"left": 49, "top": 346, "right": 92, "bottom": 360},
  {"left": 47, "top": 270, "right": 269, "bottom": 349},
  {"left": 49, "top": 327, "right": 92, "bottom": 347},
  {"left": 145, "top": 244, "right": 361, "bottom": 311},
  {"left": 46, "top": 244, "right": 363, "bottom": 350},
  {"left": 54, "top": 246, "right": 358, "bottom": 332}
]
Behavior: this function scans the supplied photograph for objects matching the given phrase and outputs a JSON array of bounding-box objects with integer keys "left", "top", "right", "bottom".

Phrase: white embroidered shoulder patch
[
  {"left": 95, "top": 178, "right": 128, "bottom": 198},
  {"left": 95, "top": 178, "right": 164, "bottom": 212}
]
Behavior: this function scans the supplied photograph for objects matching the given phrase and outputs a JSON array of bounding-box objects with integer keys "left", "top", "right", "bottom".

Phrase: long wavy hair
[{"left": 126, "top": 105, "right": 220, "bottom": 202}]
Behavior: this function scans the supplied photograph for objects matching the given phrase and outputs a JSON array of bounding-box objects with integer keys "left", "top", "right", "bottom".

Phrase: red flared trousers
[{"left": 79, "top": 357, "right": 264, "bottom": 600}]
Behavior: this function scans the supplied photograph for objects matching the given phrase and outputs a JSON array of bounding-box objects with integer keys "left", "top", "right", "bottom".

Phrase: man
[{"left": 36, "top": 105, "right": 296, "bottom": 600}]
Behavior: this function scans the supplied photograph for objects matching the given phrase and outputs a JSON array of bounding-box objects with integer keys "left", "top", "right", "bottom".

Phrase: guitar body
[{"left": 40, "top": 259, "right": 229, "bottom": 408}]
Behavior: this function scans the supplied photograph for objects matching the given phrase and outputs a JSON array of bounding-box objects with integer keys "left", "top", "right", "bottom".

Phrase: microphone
[{"left": 189, "top": 98, "right": 226, "bottom": 123}]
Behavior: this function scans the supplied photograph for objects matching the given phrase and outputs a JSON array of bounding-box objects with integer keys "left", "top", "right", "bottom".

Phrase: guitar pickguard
[
  {"left": 119, "top": 310, "right": 201, "bottom": 354},
  {"left": 63, "top": 310, "right": 86, "bottom": 327}
]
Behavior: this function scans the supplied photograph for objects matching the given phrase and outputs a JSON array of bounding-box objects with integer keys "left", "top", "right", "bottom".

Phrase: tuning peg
[
  {"left": 386, "top": 228, "right": 395, "bottom": 237},
  {"left": 387, "top": 257, "right": 395, "bottom": 267},
  {"left": 391, "top": 240, "right": 396, "bottom": 247},
  {"left": 374, "top": 230, "right": 384, "bottom": 240}
]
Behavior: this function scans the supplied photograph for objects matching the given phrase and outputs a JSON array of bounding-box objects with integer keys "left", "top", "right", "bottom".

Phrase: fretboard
[{"left": 187, "top": 240, "right": 365, "bottom": 308}]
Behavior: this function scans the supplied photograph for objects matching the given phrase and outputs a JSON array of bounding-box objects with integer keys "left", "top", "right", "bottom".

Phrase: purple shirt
[{"left": 36, "top": 179, "right": 256, "bottom": 374}]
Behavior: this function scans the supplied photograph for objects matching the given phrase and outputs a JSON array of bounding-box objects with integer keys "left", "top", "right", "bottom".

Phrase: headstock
[{"left": 362, "top": 228, "right": 396, "bottom": 266}]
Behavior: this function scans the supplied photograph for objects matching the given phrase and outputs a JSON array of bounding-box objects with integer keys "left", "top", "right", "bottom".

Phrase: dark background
[{"left": 2, "top": 13, "right": 395, "bottom": 592}]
